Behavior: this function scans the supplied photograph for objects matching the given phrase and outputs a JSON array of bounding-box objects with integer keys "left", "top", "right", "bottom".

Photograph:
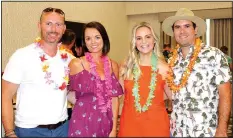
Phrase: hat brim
[{"left": 162, "top": 16, "right": 207, "bottom": 37}]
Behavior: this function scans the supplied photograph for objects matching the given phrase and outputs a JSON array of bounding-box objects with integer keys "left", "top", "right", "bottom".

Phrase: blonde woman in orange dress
[{"left": 118, "top": 22, "right": 172, "bottom": 137}]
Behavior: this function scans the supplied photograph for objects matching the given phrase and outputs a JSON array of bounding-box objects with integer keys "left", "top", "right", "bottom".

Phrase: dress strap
[
  {"left": 79, "top": 58, "right": 85, "bottom": 70},
  {"left": 110, "top": 59, "right": 114, "bottom": 73}
]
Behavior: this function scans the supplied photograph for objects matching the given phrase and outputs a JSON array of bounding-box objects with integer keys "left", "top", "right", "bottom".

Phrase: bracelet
[
  {"left": 5, "top": 134, "right": 16, "bottom": 138},
  {"left": 5, "top": 129, "right": 14, "bottom": 134},
  {"left": 5, "top": 131, "right": 15, "bottom": 137}
]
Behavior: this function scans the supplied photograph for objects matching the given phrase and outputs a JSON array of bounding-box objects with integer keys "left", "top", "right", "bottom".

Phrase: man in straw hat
[{"left": 162, "top": 8, "right": 232, "bottom": 137}]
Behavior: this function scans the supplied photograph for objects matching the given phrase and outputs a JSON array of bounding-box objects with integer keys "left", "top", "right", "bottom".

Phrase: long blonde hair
[{"left": 120, "top": 22, "right": 164, "bottom": 80}]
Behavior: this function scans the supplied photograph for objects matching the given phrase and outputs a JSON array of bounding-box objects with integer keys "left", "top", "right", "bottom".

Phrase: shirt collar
[
  {"left": 177, "top": 43, "right": 205, "bottom": 59},
  {"left": 177, "top": 45, "right": 195, "bottom": 59}
]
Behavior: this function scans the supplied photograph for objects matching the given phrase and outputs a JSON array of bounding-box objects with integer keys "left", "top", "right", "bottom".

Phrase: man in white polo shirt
[{"left": 2, "top": 7, "right": 74, "bottom": 137}]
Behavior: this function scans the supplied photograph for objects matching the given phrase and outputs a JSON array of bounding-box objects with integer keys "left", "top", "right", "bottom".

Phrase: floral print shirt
[{"left": 170, "top": 44, "right": 232, "bottom": 137}]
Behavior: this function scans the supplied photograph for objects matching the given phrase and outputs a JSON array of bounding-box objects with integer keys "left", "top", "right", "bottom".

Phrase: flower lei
[
  {"left": 85, "top": 52, "right": 112, "bottom": 113},
  {"left": 132, "top": 52, "right": 158, "bottom": 113},
  {"left": 60, "top": 45, "right": 74, "bottom": 55},
  {"left": 166, "top": 38, "right": 202, "bottom": 93},
  {"left": 35, "top": 37, "right": 70, "bottom": 91}
]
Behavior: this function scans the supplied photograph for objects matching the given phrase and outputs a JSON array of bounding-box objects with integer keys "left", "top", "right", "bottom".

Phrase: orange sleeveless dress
[{"left": 118, "top": 66, "right": 170, "bottom": 137}]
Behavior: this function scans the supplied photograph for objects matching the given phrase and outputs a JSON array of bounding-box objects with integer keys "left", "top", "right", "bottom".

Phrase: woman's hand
[{"left": 109, "top": 129, "right": 117, "bottom": 137}]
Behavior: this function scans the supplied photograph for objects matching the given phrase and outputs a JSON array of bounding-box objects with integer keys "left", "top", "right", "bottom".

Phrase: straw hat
[{"left": 162, "top": 8, "right": 207, "bottom": 37}]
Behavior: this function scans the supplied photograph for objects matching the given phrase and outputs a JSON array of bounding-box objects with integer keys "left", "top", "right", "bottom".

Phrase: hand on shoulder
[
  {"left": 158, "top": 59, "right": 170, "bottom": 80},
  {"left": 118, "top": 58, "right": 128, "bottom": 72},
  {"left": 69, "top": 57, "right": 84, "bottom": 75}
]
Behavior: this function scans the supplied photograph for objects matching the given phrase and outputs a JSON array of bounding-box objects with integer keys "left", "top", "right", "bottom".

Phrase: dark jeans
[
  {"left": 15, "top": 120, "right": 68, "bottom": 137},
  {"left": 68, "top": 108, "right": 72, "bottom": 120}
]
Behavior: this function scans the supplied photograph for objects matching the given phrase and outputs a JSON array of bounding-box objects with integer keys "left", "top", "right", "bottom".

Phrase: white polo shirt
[{"left": 3, "top": 43, "right": 73, "bottom": 128}]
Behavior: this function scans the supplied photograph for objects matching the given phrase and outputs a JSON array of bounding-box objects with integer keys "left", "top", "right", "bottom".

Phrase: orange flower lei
[
  {"left": 166, "top": 38, "right": 202, "bottom": 93},
  {"left": 60, "top": 45, "right": 74, "bottom": 55}
]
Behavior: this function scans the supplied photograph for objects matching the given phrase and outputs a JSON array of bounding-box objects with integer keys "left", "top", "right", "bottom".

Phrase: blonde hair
[{"left": 120, "top": 22, "right": 164, "bottom": 80}]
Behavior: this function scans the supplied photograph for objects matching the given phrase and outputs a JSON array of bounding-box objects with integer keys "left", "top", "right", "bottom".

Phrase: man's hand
[
  {"left": 5, "top": 131, "right": 18, "bottom": 138},
  {"left": 214, "top": 128, "right": 227, "bottom": 137}
]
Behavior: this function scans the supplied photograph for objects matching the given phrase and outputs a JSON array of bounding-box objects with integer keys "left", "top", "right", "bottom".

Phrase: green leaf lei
[{"left": 132, "top": 52, "right": 158, "bottom": 113}]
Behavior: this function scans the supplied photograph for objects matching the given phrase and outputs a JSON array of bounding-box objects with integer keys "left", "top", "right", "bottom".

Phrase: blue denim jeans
[{"left": 15, "top": 120, "right": 68, "bottom": 137}]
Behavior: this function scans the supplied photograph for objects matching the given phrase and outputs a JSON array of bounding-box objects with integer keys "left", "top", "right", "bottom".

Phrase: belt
[{"left": 37, "top": 120, "right": 66, "bottom": 130}]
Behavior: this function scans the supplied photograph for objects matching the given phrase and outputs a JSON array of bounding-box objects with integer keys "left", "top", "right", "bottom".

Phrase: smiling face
[
  {"left": 173, "top": 20, "right": 197, "bottom": 47},
  {"left": 39, "top": 12, "right": 66, "bottom": 45},
  {"left": 84, "top": 28, "right": 104, "bottom": 54},
  {"left": 135, "top": 26, "right": 155, "bottom": 55}
]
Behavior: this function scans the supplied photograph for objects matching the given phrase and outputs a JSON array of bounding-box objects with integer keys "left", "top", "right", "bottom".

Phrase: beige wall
[
  {"left": 2, "top": 2, "right": 232, "bottom": 70},
  {"left": 126, "top": 2, "right": 232, "bottom": 49},
  {"left": 2, "top": 2, "right": 129, "bottom": 70},
  {"left": 127, "top": 13, "right": 161, "bottom": 49},
  {"left": 125, "top": 2, "right": 232, "bottom": 15}
]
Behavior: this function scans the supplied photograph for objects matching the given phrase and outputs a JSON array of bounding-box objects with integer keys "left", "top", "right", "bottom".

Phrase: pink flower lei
[{"left": 85, "top": 52, "right": 112, "bottom": 113}]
